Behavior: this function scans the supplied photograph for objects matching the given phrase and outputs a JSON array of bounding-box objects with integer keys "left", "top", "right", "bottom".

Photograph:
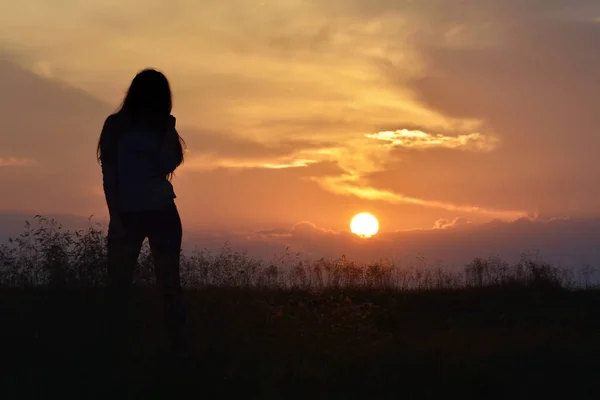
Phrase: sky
[{"left": 1, "top": 0, "right": 600, "bottom": 266}]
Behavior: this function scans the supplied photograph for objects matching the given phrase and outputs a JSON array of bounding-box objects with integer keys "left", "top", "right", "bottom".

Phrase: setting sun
[{"left": 350, "top": 213, "right": 379, "bottom": 238}]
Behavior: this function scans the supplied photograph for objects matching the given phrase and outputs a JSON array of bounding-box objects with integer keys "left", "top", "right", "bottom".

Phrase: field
[{"left": 2, "top": 217, "right": 600, "bottom": 398}]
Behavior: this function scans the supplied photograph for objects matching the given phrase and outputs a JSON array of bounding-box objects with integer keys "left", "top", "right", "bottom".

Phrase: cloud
[
  {"left": 316, "top": 1, "right": 597, "bottom": 218},
  {"left": 292, "top": 221, "right": 339, "bottom": 237},
  {"left": 0, "top": 59, "right": 110, "bottom": 214},
  {"left": 365, "top": 129, "right": 498, "bottom": 151},
  {"left": 0, "top": 1, "right": 517, "bottom": 222},
  {"left": 180, "top": 127, "right": 515, "bottom": 221},
  {"left": 434, "top": 217, "right": 471, "bottom": 230},
  {"left": 184, "top": 154, "right": 318, "bottom": 171},
  {"left": 31, "top": 60, "right": 54, "bottom": 78},
  {"left": 180, "top": 136, "right": 340, "bottom": 172},
  {"left": 185, "top": 123, "right": 524, "bottom": 219},
  {"left": 0, "top": 157, "right": 37, "bottom": 167},
  {"left": 313, "top": 174, "right": 526, "bottom": 219}
]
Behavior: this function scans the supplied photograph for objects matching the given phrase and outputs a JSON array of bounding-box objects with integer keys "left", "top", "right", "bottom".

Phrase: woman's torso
[{"left": 114, "top": 115, "right": 177, "bottom": 212}]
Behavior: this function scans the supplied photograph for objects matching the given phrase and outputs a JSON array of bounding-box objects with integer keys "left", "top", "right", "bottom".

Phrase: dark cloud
[
  {"left": 0, "top": 57, "right": 111, "bottom": 213},
  {"left": 326, "top": 0, "right": 600, "bottom": 22},
  {"left": 2, "top": 210, "right": 598, "bottom": 271},
  {"left": 434, "top": 217, "right": 471, "bottom": 230},
  {"left": 410, "top": 21, "right": 600, "bottom": 147}
]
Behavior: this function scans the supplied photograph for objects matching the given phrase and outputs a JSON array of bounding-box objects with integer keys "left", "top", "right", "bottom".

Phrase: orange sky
[{"left": 1, "top": 0, "right": 600, "bottom": 263}]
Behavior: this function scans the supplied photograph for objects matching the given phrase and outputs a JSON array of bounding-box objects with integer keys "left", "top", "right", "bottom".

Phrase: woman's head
[
  {"left": 119, "top": 69, "right": 172, "bottom": 122},
  {"left": 98, "top": 68, "right": 186, "bottom": 171}
]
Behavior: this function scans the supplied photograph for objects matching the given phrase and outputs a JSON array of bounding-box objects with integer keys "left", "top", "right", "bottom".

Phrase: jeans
[{"left": 106, "top": 202, "right": 186, "bottom": 351}]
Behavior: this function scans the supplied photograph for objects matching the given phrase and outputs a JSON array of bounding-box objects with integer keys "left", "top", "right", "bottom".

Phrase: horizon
[{"left": 1, "top": 212, "right": 599, "bottom": 270}]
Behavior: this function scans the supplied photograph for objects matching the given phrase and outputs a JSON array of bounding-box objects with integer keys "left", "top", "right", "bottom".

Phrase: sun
[{"left": 350, "top": 213, "right": 379, "bottom": 238}]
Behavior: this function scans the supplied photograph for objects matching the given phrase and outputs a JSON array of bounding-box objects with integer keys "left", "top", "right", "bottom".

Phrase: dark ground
[{"left": 2, "top": 286, "right": 600, "bottom": 399}]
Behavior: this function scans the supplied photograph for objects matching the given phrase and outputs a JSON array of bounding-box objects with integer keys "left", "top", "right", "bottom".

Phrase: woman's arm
[
  {"left": 159, "top": 115, "right": 183, "bottom": 176},
  {"left": 99, "top": 115, "right": 121, "bottom": 215}
]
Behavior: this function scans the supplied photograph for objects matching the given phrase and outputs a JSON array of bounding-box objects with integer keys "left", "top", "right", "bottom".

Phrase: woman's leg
[
  {"left": 106, "top": 216, "right": 145, "bottom": 339},
  {"left": 147, "top": 204, "right": 187, "bottom": 353}
]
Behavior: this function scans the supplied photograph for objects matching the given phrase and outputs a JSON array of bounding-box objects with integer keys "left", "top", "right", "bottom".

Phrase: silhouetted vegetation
[
  {"left": 2, "top": 216, "right": 600, "bottom": 398},
  {"left": 0, "top": 216, "right": 595, "bottom": 290}
]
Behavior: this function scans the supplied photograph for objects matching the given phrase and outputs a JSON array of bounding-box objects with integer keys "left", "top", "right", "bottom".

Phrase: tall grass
[{"left": 0, "top": 216, "right": 597, "bottom": 290}]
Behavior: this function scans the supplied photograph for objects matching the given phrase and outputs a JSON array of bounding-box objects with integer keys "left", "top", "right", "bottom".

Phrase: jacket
[{"left": 100, "top": 113, "right": 180, "bottom": 213}]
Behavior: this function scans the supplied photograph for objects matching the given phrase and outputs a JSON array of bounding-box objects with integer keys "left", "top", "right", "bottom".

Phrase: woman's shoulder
[
  {"left": 105, "top": 113, "right": 145, "bottom": 140},
  {"left": 103, "top": 113, "right": 126, "bottom": 129},
  {"left": 101, "top": 114, "right": 125, "bottom": 140}
]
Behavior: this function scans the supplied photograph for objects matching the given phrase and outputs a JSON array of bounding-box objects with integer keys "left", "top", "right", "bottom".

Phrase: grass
[
  {"left": 2, "top": 216, "right": 600, "bottom": 398},
  {"left": 3, "top": 286, "right": 600, "bottom": 398}
]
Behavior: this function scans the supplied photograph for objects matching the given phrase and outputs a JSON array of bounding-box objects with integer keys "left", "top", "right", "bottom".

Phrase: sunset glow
[{"left": 1, "top": 0, "right": 600, "bottom": 264}]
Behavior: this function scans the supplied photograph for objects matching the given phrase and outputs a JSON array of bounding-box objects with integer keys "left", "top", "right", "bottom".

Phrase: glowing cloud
[
  {"left": 0, "top": 157, "right": 37, "bottom": 167},
  {"left": 183, "top": 154, "right": 320, "bottom": 171},
  {"left": 313, "top": 174, "right": 526, "bottom": 220},
  {"left": 365, "top": 129, "right": 498, "bottom": 151}
]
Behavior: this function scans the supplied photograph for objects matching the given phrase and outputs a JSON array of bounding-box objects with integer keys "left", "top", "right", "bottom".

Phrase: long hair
[{"left": 96, "top": 69, "right": 185, "bottom": 170}]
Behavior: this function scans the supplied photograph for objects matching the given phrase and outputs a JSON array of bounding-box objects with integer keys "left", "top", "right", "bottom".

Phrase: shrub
[{"left": 1, "top": 215, "right": 597, "bottom": 291}]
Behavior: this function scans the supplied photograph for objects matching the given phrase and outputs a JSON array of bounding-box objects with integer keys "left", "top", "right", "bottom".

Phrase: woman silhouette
[{"left": 97, "top": 69, "right": 187, "bottom": 356}]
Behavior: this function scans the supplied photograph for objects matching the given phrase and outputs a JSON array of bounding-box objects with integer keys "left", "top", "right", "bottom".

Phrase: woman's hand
[{"left": 160, "top": 116, "right": 181, "bottom": 175}]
